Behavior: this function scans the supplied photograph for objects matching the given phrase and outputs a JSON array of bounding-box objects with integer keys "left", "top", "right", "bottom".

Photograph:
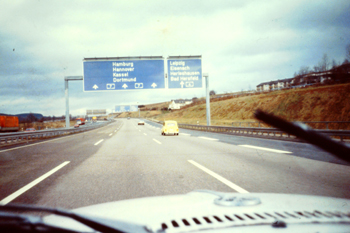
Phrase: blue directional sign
[
  {"left": 130, "top": 105, "right": 138, "bottom": 112},
  {"left": 83, "top": 59, "right": 165, "bottom": 91},
  {"left": 115, "top": 105, "right": 138, "bottom": 112},
  {"left": 167, "top": 59, "right": 202, "bottom": 89}
]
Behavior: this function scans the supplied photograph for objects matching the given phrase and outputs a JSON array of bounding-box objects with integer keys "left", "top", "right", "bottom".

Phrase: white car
[{"left": 138, "top": 121, "right": 145, "bottom": 125}]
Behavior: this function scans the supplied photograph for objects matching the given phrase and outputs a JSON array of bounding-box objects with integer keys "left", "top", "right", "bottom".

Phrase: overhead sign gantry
[
  {"left": 65, "top": 55, "right": 210, "bottom": 128},
  {"left": 83, "top": 56, "right": 165, "bottom": 91}
]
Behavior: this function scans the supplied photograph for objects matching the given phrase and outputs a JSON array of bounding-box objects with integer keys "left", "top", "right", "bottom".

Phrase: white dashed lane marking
[
  {"left": 198, "top": 136, "right": 218, "bottom": 141},
  {"left": 153, "top": 139, "right": 162, "bottom": 144},
  {"left": 239, "top": 145, "right": 292, "bottom": 154},
  {"left": 0, "top": 161, "right": 71, "bottom": 204},
  {"left": 188, "top": 160, "right": 249, "bottom": 193},
  {"left": 94, "top": 139, "right": 104, "bottom": 145}
]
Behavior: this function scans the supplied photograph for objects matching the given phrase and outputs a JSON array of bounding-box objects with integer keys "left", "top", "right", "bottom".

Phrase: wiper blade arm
[
  {"left": 254, "top": 110, "right": 350, "bottom": 162},
  {"left": 0, "top": 203, "right": 150, "bottom": 233},
  {"left": 0, "top": 212, "right": 76, "bottom": 233}
]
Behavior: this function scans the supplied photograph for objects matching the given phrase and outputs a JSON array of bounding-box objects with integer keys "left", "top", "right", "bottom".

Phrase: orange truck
[
  {"left": 76, "top": 118, "right": 86, "bottom": 125},
  {"left": 0, "top": 115, "right": 19, "bottom": 132}
]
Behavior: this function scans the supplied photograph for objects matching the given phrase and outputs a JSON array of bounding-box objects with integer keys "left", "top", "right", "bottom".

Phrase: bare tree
[
  {"left": 332, "top": 59, "right": 338, "bottom": 69},
  {"left": 320, "top": 53, "right": 330, "bottom": 71},
  {"left": 298, "top": 66, "right": 310, "bottom": 75},
  {"left": 313, "top": 65, "right": 321, "bottom": 72},
  {"left": 346, "top": 44, "right": 350, "bottom": 60}
]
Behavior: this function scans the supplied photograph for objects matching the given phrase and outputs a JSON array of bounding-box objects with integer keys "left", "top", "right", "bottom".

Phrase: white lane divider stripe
[
  {"left": 144, "top": 133, "right": 147, "bottom": 136},
  {"left": 198, "top": 137, "right": 218, "bottom": 141},
  {"left": 109, "top": 133, "right": 113, "bottom": 136},
  {"left": 188, "top": 160, "right": 249, "bottom": 193},
  {"left": 180, "top": 133, "right": 191, "bottom": 136},
  {"left": 94, "top": 139, "right": 104, "bottom": 145},
  {"left": 0, "top": 161, "right": 70, "bottom": 205},
  {"left": 153, "top": 139, "right": 162, "bottom": 144},
  {"left": 239, "top": 145, "right": 292, "bottom": 154}
]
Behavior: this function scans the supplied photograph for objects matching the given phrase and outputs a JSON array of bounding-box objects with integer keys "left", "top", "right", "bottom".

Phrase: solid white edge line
[
  {"left": 198, "top": 136, "right": 218, "bottom": 141},
  {"left": 0, "top": 161, "right": 70, "bottom": 205},
  {"left": 94, "top": 139, "right": 104, "bottom": 145},
  {"left": 153, "top": 139, "right": 162, "bottom": 144},
  {"left": 188, "top": 160, "right": 249, "bottom": 193},
  {"left": 239, "top": 145, "right": 292, "bottom": 154}
]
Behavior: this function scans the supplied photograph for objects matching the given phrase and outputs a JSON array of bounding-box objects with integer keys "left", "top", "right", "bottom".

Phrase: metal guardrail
[
  {"left": 146, "top": 118, "right": 350, "bottom": 142},
  {"left": 0, "top": 121, "right": 111, "bottom": 146},
  {"left": 179, "top": 124, "right": 350, "bottom": 142},
  {"left": 232, "top": 121, "right": 350, "bottom": 130}
]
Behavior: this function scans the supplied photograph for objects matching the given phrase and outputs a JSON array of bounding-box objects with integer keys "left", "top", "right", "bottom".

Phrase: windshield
[{"left": 0, "top": 0, "right": 350, "bottom": 228}]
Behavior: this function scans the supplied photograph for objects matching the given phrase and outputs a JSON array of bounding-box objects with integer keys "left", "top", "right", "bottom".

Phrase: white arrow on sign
[
  {"left": 151, "top": 83, "right": 157, "bottom": 88},
  {"left": 180, "top": 81, "right": 184, "bottom": 88},
  {"left": 122, "top": 84, "right": 128, "bottom": 89},
  {"left": 93, "top": 84, "right": 98, "bottom": 90}
]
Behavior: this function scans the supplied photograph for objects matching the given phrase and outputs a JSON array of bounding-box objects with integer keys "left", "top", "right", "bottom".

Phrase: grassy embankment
[{"left": 117, "top": 83, "right": 350, "bottom": 130}]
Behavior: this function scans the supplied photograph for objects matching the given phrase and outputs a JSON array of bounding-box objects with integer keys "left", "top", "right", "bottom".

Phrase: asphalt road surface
[{"left": 1, "top": 118, "right": 349, "bottom": 210}]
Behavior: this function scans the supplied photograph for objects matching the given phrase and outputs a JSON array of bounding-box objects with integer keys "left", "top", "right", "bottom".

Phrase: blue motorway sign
[
  {"left": 84, "top": 59, "right": 165, "bottom": 91},
  {"left": 167, "top": 59, "right": 202, "bottom": 89},
  {"left": 115, "top": 105, "right": 138, "bottom": 112}
]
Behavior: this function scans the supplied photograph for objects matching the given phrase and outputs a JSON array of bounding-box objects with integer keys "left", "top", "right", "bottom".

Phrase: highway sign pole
[
  {"left": 204, "top": 73, "right": 211, "bottom": 126},
  {"left": 64, "top": 76, "right": 83, "bottom": 128}
]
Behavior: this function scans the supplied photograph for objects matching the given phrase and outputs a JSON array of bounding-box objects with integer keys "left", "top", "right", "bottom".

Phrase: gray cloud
[{"left": 0, "top": 0, "right": 349, "bottom": 116}]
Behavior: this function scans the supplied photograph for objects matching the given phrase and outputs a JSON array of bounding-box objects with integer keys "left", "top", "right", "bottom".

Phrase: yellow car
[{"left": 161, "top": 120, "right": 179, "bottom": 136}]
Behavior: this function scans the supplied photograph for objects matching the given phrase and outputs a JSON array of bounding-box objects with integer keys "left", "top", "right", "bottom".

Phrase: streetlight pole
[
  {"left": 203, "top": 73, "right": 211, "bottom": 126},
  {"left": 64, "top": 76, "right": 83, "bottom": 128},
  {"left": 137, "top": 102, "right": 140, "bottom": 118}
]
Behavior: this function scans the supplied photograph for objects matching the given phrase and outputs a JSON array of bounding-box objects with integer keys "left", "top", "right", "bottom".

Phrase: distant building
[
  {"left": 168, "top": 99, "right": 193, "bottom": 110},
  {"left": 256, "top": 63, "right": 350, "bottom": 91}
]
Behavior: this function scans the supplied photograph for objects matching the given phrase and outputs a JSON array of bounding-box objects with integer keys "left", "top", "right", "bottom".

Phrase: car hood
[{"left": 44, "top": 190, "right": 350, "bottom": 232}]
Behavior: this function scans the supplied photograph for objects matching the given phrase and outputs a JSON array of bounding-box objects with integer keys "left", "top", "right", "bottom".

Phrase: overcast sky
[{"left": 1, "top": 0, "right": 349, "bottom": 116}]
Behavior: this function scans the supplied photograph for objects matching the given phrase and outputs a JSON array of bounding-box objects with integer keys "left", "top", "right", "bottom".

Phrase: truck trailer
[{"left": 0, "top": 115, "right": 19, "bottom": 132}]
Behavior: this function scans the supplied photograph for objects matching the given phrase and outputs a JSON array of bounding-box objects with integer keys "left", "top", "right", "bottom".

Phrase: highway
[{"left": 1, "top": 118, "right": 349, "bottom": 210}]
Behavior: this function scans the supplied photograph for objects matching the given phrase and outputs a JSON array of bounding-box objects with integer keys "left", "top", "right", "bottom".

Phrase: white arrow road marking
[
  {"left": 239, "top": 145, "right": 292, "bottom": 154},
  {"left": 94, "top": 139, "right": 104, "bottom": 145},
  {"left": 188, "top": 160, "right": 249, "bottom": 193},
  {"left": 0, "top": 161, "right": 70, "bottom": 204}
]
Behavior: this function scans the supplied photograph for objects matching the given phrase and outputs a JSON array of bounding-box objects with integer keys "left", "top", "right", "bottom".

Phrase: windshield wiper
[
  {"left": 0, "top": 203, "right": 151, "bottom": 233},
  {"left": 0, "top": 211, "right": 78, "bottom": 233},
  {"left": 254, "top": 110, "right": 350, "bottom": 163}
]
